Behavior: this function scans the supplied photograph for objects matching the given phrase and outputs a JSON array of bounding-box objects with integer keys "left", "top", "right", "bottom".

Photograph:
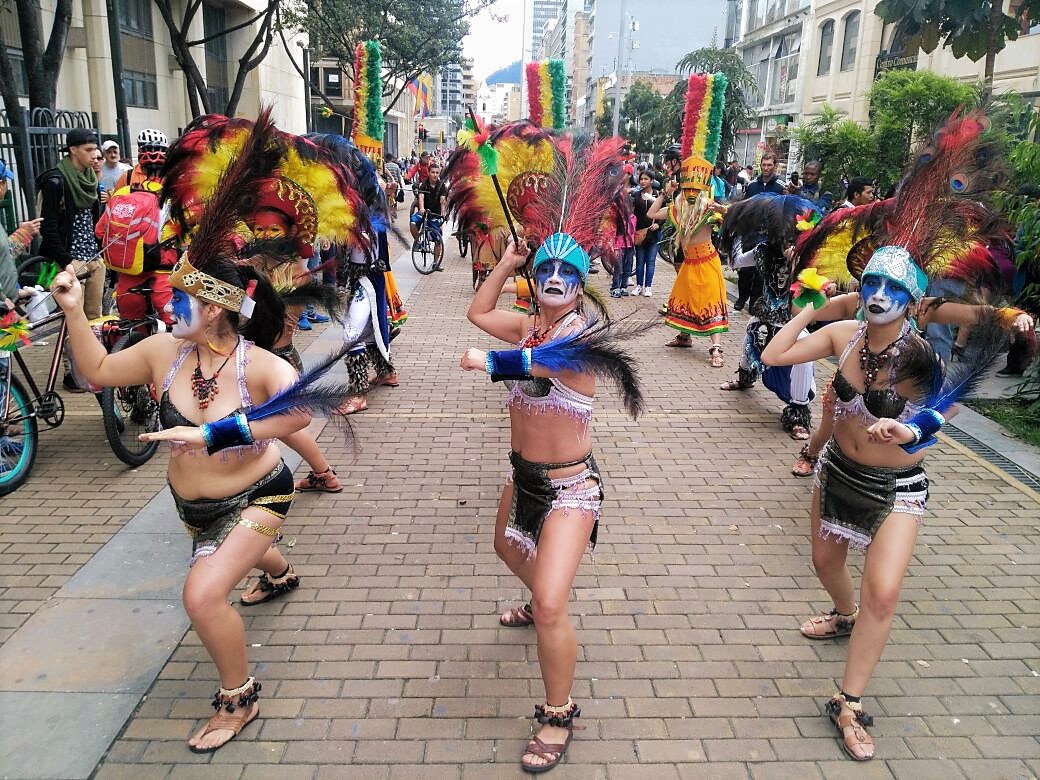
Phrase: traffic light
[{"left": 418, "top": 123, "right": 426, "bottom": 141}]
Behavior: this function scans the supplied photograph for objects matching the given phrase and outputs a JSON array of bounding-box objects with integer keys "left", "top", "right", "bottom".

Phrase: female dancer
[{"left": 461, "top": 229, "right": 644, "bottom": 772}]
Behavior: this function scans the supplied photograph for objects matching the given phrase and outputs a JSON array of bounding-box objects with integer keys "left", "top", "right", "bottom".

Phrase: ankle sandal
[
  {"left": 826, "top": 693, "right": 875, "bottom": 761},
  {"left": 792, "top": 444, "right": 819, "bottom": 477},
  {"left": 241, "top": 564, "right": 300, "bottom": 606},
  {"left": 800, "top": 605, "right": 858, "bottom": 639},
  {"left": 187, "top": 677, "right": 261, "bottom": 754},
  {"left": 708, "top": 345, "right": 725, "bottom": 368},
  {"left": 522, "top": 699, "right": 580, "bottom": 773},
  {"left": 295, "top": 467, "right": 343, "bottom": 493},
  {"left": 500, "top": 602, "right": 535, "bottom": 628}
]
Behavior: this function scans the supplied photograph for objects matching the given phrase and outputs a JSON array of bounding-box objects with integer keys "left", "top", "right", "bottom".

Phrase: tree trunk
[{"left": 983, "top": 0, "right": 1004, "bottom": 98}]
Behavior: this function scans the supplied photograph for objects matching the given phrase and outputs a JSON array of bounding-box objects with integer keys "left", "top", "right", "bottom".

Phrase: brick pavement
[{"left": 4, "top": 238, "right": 1039, "bottom": 779}]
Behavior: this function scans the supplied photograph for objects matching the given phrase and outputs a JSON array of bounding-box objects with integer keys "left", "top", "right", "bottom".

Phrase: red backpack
[{"left": 94, "top": 181, "right": 161, "bottom": 275}]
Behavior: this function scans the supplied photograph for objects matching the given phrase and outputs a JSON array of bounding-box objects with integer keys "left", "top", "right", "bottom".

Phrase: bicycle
[
  {"left": 0, "top": 273, "right": 163, "bottom": 495},
  {"left": 455, "top": 227, "right": 471, "bottom": 259},
  {"left": 411, "top": 211, "right": 444, "bottom": 275}
]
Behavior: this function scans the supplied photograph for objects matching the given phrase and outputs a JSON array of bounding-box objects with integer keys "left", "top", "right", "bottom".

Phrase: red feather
[
  {"left": 526, "top": 63, "right": 543, "bottom": 127},
  {"left": 681, "top": 74, "right": 707, "bottom": 158}
]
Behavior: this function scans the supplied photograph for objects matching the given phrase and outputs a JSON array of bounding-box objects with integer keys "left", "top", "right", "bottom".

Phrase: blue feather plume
[
  {"left": 919, "top": 309, "right": 1007, "bottom": 413},
  {"left": 244, "top": 346, "right": 352, "bottom": 423}
]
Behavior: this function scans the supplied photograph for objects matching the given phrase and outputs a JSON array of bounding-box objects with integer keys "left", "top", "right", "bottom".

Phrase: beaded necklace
[
  {"left": 525, "top": 308, "right": 578, "bottom": 348},
  {"left": 859, "top": 321, "right": 908, "bottom": 390},
  {"left": 191, "top": 344, "right": 234, "bottom": 409}
]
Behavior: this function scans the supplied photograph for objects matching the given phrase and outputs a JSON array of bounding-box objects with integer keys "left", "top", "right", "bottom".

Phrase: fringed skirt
[
  {"left": 665, "top": 241, "right": 728, "bottom": 336},
  {"left": 172, "top": 460, "right": 295, "bottom": 566},
  {"left": 815, "top": 442, "right": 928, "bottom": 552},
  {"left": 384, "top": 270, "right": 408, "bottom": 327},
  {"left": 507, "top": 451, "right": 603, "bottom": 559}
]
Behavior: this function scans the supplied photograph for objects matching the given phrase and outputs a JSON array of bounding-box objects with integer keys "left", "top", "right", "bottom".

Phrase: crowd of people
[{"left": 0, "top": 101, "right": 1037, "bottom": 775}]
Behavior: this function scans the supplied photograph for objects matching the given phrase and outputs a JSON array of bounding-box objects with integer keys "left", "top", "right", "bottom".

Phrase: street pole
[
  {"left": 104, "top": 0, "right": 131, "bottom": 153},
  {"left": 611, "top": 0, "right": 627, "bottom": 137},
  {"left": 299, "top": 43, "right": 312, "bottom": 133}
]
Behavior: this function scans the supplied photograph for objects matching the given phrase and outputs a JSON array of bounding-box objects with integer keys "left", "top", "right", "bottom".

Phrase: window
[
  {"left": 310, "top": 67, "right": 320, "bottom": 90},
  {"left": 817, "top": 20, "right": 834, "bottom": 76},
  {"left": 770, "top": 31, "right": 800, "bottom": 105},
  {"left": 122, "top": 71, "right": 158, "bottom": 108},
  {"left": 203, "top": 5, "right": 227, "bottom": 60},
  {"left": 840, "top": 11, "right": 860, "bottom": 72},
  {"left": 118, "top": 0, "right": 153, "bottom": 38},
  {"left": 324, "top": 69, "right": 342, "bottom": 98}
]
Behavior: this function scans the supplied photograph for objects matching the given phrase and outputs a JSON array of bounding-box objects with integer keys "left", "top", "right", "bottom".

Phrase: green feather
[
  {"left": 549, "top": 59, "right": 566, "bottom": 129},
  {"left": 478, "top": 143, "right": 499, "bottom": 176},
  {"left": 365, "top": 41, "right": 384, "bottom": 141},
  {"left": 705, "top": 72, "right": 728, "bottom": 164}
]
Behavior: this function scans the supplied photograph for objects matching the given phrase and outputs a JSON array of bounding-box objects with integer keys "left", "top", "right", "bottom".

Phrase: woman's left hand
[
  {"left": 1012, "top": 313, "right": 1035, "bottom": 334},
  {"left": 460, "top": 348, "right": 487, "bottom": 372},
  {"left": 139, "top": 426, "right": 206, "bottom": 451},
  {"left": 866, "top": 417, "right": 915, "bottom": 445}
]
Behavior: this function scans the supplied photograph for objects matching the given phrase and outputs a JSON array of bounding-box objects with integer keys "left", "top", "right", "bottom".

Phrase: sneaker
[
  {"left": 620, "top": 288, "right": 629, "bottom": 296},
  {"left": 734, "top": 298, "right": 746, "bottom": 311},
  {"left": 643, "top": 287, "right": 652, "bottom": 297},
  {"left": 297, "top": 313, "right": 312, "bottom": 331},
  {"left": 610, "top": 289, "right": 622, "bottom": 298},
  {"left": 306, "top": 307, "right": 330, "bottom": 324},
  {"left": 632, "top": 285, "right": 642, "bottom": 296},
  {"left": 62, "top": 372, "right": 86, "bottom": 393}
]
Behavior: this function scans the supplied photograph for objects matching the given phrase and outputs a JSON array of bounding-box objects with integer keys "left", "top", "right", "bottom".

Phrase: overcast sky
[{"left": 464, "top": 0, "right": 524, "bottom": 83}]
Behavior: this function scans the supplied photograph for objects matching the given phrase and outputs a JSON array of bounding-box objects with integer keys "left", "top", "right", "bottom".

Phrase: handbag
[
  {"left": 395, "top": 188, "right": 405, "bottom": 203},
  {"left": 634, "top": 227, "right": 649, "bottom": 246}
]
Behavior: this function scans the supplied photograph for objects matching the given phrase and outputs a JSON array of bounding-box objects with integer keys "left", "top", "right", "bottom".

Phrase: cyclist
[
  {"left": 409, "top": 162, "right": 447, "bottom": 270},
  {"left": 405, "top": 151, "right": 432, "bottom": 216}
]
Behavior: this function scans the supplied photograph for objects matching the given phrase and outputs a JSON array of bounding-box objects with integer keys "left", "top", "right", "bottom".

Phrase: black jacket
[
  {"left": 745, "top": 175, "right": 785, "bottom": 199},
  {"left": 36, "top": 167, "right": 100, "bottom": 265}
]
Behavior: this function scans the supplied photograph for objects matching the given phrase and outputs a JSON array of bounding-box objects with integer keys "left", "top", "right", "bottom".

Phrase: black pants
[{"left": 736, "top": 267, "right": 761, "bottom": 306}]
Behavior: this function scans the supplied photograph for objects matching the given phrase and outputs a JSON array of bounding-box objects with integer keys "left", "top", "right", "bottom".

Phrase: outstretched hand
[
  {"left": 49, "top": 265, "right": 83, "bottom": 313},
  {"left": 460, "top": 348, "right": 488, "bottom": 372},
  {"left": 139, "top": 426, "right": 206, "bottom": 455}
]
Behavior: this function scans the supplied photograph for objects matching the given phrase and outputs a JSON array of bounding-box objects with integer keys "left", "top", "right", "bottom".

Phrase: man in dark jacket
[
  {"left": 37, "top": 128, "right": 102, "bottom": 319},
  {"left": 788, "top": 160, "right": 833, "bottom": 211},
  {"left": 744, "top": 153, "right": 785, "bottom": 199}
]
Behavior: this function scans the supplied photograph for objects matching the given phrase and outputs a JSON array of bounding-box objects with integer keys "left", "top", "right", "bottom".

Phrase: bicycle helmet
[
  {"left": 661, "top": 143, "right": 682, "bottom": 164},
  {"left": 137, "top": 129, "right": 168, "bottom": 165}
]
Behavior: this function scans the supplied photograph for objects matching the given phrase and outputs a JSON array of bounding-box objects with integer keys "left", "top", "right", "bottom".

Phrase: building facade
[{"left": 2, "top": 0, "right": 308, "bottom": 144}]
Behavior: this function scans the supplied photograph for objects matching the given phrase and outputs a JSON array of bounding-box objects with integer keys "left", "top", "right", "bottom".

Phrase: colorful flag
[{"left": 408, "top": 73, "right": 433, "bottom": 118}]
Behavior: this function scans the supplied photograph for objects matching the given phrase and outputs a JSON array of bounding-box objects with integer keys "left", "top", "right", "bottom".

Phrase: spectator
[
  {"left": 610, "top": 196, "right": 636, "bottom": 298},
  {"left": 0, "top": 162, "right": 43, "bottom": 303},
  {"left": 711, "top": 163, "right": 730, "bottom": 202},
  {"left": 837, "top": 176, "right": 875, "bottom": 208},
  {"left": 631, "top": 171, "right": 661, "bottom": 297},
  {"left": 36, "top": 128, "right": 102, "bottom": 318},
  {"left": 744, "top": 153, "right": 785, "bottom": 198},
  {"left": 88, "top": 148, "right": 109, "bottom": 206},
  {"left": 741, "top": 166, "right": 753, "bottom": 184},
  {"left": 116, "top": 129, "right": 168, "bottom": 191},
  {"left": 98, "top": 140, "right": 130, "bottom": 193},
  {"left": 724, "top": 159, "right": 742, "bottom": 187},
  {"left": 790, "top": 160, "right": 833, "bottom": 211}
]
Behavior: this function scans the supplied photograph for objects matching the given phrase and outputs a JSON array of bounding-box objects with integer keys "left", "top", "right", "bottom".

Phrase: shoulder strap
[
  {"left": 837, "top": 323, "right": 866, "bottom": 369},
  {"left": 162, "top": 341, "right": 194, "bottom": 392}
]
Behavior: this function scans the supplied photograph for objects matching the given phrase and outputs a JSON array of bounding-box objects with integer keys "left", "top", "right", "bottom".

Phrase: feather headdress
[
  {"left": 720, "top": 193, "right": 823, "bottom": 254},
  {"left": 525, "top": 59, "right": 567, "bottom": 129},
  {"left": 679, "top": 72, "right": 728, "bottom": 197},
  {"left": 796, "top": 108, "right": 1011, "bottom": 296}
]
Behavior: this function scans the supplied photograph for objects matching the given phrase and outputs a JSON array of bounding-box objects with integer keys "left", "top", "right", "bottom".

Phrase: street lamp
[{"left": 298, "top": 41, "right": 312, "bottom": 133}]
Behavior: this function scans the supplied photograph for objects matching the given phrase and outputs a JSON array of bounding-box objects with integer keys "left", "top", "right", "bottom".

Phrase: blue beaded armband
[
  {"left": 486, "top": 348, "right": 533, "bottom": 382},
  {"left": 900, "top": 408, "right": 944, "bottom": 454},
  {"left": 200, "top": 412, "right": 254, "bottom": 455}
]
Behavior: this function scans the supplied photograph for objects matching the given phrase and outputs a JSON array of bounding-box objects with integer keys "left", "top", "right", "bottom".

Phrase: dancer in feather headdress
[
  {"left": 647, "top": 72, "right": 730, "bottom": 367},
  {"left": 457, "top": 129, "right": 645, "bottom": 773},
  {"left": 48, "top": 110, "right": 361, "bottom": 755},
  {"left": 761, "top": 109, "right": 1036, "bottom": 762},
  {"left": 718, "top": 193, "right": 824, "bottom": 442}
]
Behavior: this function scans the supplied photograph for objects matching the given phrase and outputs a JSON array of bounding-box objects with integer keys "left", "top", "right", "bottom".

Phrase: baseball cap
[
  {"left": 0, "top": 159, "right": 13, "bottom": 181},
  {"left": 65, "top": 128, "right": 100, "bottom": 149},
  {"left": 101, "top": 140, "right": 120, "bottom": 151}
]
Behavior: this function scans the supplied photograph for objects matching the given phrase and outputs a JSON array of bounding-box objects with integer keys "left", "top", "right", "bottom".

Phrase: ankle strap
[
  {"left": 212, "top": 677, "right": 261, "bottom": 712},
  {"left": 535, "top": 699, "right": 580, "bottom": 727}
]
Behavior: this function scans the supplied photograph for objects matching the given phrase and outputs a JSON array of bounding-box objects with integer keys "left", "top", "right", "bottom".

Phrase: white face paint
[
  {"left": 534, "top": 260, "right": 582, "bottom": 308},
  {"left": 860, "top": 274, "right": 912, "bottom": 326},
  {"left": 166, "top": 288, "right": 204, "bottom": 339}
]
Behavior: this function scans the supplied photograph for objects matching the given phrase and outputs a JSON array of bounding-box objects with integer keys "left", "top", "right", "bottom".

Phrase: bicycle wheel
[
  {"left": 411, "top": 237, "right": 436, "bottom": 274},
  {"left": 0, "top": 374, "right": 39, "bottom": 496},
  {"left": 101, "top": 332, "right": 160, "bottom": 466}
]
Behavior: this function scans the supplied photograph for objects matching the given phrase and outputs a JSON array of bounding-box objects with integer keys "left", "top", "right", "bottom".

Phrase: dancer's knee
[
  {"left": 860, "top": 579, "right": 902, "bottom": 622},
  {"left": 530, "top": 591, "right": 569, "bottom": 629},
  {"left": 182, "top": 579, "right": 228, "bottom": 621}
]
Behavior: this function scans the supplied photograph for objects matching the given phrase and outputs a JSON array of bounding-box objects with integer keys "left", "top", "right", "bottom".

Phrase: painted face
[
  {"left": 251, "top": 209, "right": 291, "bottom": 240},
  {"left": 861, "top": 274, "right": 912, "bottom": 325},
  {"left": 166, "top": 288, "right": 203, "bottom": 338},
  {"left": 534, "top": 260, "right": 582, "bottom": 307}
]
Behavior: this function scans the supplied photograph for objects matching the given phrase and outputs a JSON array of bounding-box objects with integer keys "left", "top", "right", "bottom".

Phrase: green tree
[
  {"left": 867, "top": 68, "right": 978, "bottom": 187},
  {"left": 287, "top": 0, "right": 496, "bottom": 114},
  {"left": 670, "top": 43, "right": 758, "bottom": 162},
  {"left": 874, "top": 0, "right": 1040, "bottom": 96},
  {"left": 791, "top": 106, "right": 877, "bottom": 192},
  {"left": 595, "top": 80, "right": 669, "bottom": 153}
]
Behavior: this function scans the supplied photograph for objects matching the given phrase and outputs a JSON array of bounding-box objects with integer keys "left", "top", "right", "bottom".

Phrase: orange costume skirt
[
  {"left": 385, "top": 270, "right": 408, "bottom": 326},
  {"left": 664, "top": 241, "right": 728, "bottom": 336}
]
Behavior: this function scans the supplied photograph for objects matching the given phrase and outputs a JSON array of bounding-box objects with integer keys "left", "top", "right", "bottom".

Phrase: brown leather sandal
[
  {"left": 241, "top": 564, "right": 300, "bottom": 606},
  {"left": 826, "top": 693, "right": 875, "bottom": 761},
  {"left": 708, "top": 345, "right": 725, "bottom": 368},
  {"left": 521, "top": 700, "right": 579, "bottom": 773},
  {"left": 800, "top": 605, "right": 858, "bottom": 639},
  {"left": 792, "top": 444, "right": 819, "bottom": 477},
  {"left": 295, "top": 467, "right": 343, "bottom": 493},
  {"left": 500, "top": 602, "right": 535, "bottom": 627},
  {"left": 187, "top": 677, "right": 261, "bottom": 754}
]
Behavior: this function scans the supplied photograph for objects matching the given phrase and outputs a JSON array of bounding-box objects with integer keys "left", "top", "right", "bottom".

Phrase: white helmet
[{"left": 137, "top": 128, "right": 168, "bottom": 149}]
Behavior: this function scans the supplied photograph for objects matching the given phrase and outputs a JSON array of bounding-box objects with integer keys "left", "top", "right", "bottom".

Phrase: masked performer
[
  {"left": 761, "top": 110, "right": 1036, "bottom": 762},
  {"left": 458, "top": 129, "right": 647, "bottom": 774},
  {"left": 648, "top": 73, "right": 730, "bottom": 366},
  {"left": 50, "top": 112, "right": 355, "bottom": 754},
  {"left": 718, "top": 194, "right": 824, "bottom": 439},
  {"left": 164, "top": 117, "right": 372, "bottom": 496}
]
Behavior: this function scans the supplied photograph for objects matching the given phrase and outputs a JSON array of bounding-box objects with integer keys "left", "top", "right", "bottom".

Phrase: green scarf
[{"left": 57, "top": 157, "right": 99, "bottom": 210}]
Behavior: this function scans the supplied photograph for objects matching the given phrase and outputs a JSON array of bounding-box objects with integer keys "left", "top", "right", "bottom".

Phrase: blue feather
[{"left": 244, "top": 346, "right": 351, "bottom": 423}]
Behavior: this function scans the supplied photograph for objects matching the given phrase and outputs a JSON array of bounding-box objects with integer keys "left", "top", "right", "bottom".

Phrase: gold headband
[{"left": 169, "top": 256, "right": 246, "bottom": 313}]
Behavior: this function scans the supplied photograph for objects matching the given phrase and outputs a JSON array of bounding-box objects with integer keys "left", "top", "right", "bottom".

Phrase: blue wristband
[
  {"left": 486, "top": 348, "right": 532, "bottom": 382},
  {"left": 900, "top": 408, "right": 944, "bottom": 454},
  {"left": 200, "top": 412, "right": 254, "bottom": 455}
]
